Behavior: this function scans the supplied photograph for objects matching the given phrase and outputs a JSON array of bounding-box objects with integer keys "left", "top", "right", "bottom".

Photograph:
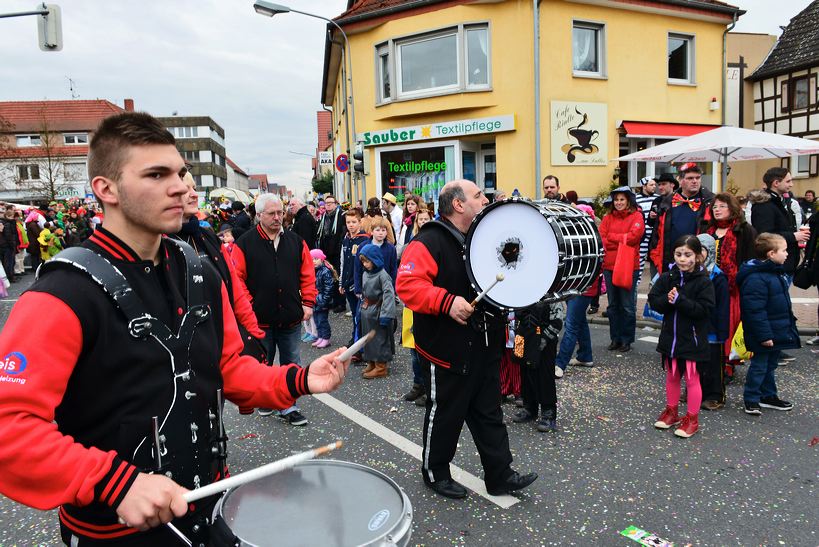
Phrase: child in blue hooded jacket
[
  {"left": 738, "top": 233, "right": 799, "bottom": 415},
  {"left": 358, "top": 243, "right": 396, "bottom": 379}
]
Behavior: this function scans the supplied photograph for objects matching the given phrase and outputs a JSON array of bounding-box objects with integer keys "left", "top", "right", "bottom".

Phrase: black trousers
[
  {"left": 521, "top": 339, "right": 557, "bottom": 417},
  {"left": 701, "top": 342, "right": 725, "bottom": 403},
  {"left": 419, "top": 352, "right": 513, "bottom": 488}
]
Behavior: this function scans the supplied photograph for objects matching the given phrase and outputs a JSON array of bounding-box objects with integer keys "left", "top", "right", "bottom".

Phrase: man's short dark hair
[
  {"left": 542, "top": 175, "right": 559, "bottom": 187},
  {"left": 88, "top": 112, "right": 175, "bottom": 183},
  {"left": 231, "top": 201, "right": 245, "bottom": 212},
  {"left": 805, "top": 190, "right": 815, "bottom": 198},
  {"left": 763, "top": 167, "right": 790, "bottom": 189},
  {"left": 438, "top": 183, "right": 466, "bottom": 217}
]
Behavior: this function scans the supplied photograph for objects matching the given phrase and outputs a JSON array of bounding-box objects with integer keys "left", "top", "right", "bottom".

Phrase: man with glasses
[
  {"left": 317, "top": 195, "right": 347, "bottom": 312},
  {"left": 233, "top": 194, "right": 317, "bottom": 425}
]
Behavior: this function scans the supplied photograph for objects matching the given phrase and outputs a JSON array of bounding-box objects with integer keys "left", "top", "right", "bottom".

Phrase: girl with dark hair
[
  {"left": 599, "top": 186, "right": 645, "bottom": 352},
  {"left": 648, "top": 235, "right": 715, "bottom": 438},
  {"left": 705, "top": 192, "right": 757, "bottom": 379}
]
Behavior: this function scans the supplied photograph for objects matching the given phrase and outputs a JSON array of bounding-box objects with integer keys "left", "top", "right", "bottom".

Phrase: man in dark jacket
[
  {"left": 317, "top": 194, "right": 347, "bottom": 311},
  {"left": 289, "top": 197, "right": 317, "bottom": 249},
  {"left": 750, "top": 167, "right": 809, "bottom": 275},
  {"left": 0, "top": 206, "right": 20, "bottom": 283},
  {"left": 648, "top": 163, "right": 714, "bottom": 273},
  {"left": 229, "top": 201, "right": 251, "bottom": 238},
  {"left": 397, "top": 179, "right": 537, "bottom": 500}
]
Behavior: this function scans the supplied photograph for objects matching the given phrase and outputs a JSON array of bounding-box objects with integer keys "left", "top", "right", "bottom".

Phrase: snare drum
[
  {"left": 464, "top": 198, "right": 602, "bottom": 310},
  {"left": 211, "top": 460, "right": 413, "bottom": 546}
]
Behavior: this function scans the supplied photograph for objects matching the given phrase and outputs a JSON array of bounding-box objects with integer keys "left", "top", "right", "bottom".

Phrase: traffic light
[
  {"left": 353, "top": 151, "right": 364, "bottom": 173},
  {"left": 37, "top": 4, "right": 63, "bottom": 51}
]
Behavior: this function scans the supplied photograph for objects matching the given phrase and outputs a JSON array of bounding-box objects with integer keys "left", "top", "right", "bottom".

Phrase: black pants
[
  {"left": 419, "top": 352, "right": 513, "bottom": 489},
  {"left": 1, "top": 247, "right": 15, "bottom": 282},
  {"left": 701, "top": 342, "right": 725, "bottom": 403},
  {"left": 521, "top": 339, "right": 557, "bottom": 418}
]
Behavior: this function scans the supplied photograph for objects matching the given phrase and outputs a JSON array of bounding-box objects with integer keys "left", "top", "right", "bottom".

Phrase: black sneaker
[
  {"left": 779, "top": 352, "right": 796, "bottom": 362},
  {"left": 587, "top": 306, "right": 599, "bottom": 315},
  {"left": 744, "top": 402, "right": 762, "bottom": 415},
  {"left": 281, "top": 410, "right": 308, "bottom": 426},
  {"left": 759, "top": 397, "right": 793, "bottom": 411},
  {"left": 512, "top": 409, "right": 535, "bottom": 423}
]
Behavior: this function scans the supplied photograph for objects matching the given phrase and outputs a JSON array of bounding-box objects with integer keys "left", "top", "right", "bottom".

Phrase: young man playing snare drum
[{"left": 0, "top": 112, "right": 350, "bottom": 546}]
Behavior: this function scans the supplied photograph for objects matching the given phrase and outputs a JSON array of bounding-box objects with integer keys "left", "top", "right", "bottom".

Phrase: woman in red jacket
[{"left": 599, "top": 187, "right": 645, "bottom": 352}]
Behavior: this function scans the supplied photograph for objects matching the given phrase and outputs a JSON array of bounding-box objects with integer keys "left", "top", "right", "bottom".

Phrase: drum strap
[{"left": 431, "top": 219, "right": 466, "bottom": 247}]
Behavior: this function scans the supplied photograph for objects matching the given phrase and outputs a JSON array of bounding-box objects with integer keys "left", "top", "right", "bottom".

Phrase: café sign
[{"left": 357, "top": 115, "right": 515, "bottom": 147}]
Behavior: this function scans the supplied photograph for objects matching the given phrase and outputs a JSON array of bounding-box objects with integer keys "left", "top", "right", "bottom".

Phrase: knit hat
[
  {"left": 696, "top": 233, "right": 717, "bottom": 273},
  {"left": 309, "top": 248, "right": 327, "bottom": 261},
  {"left": 639, "top": 176, "right": 655, "bottom": 186},
  {"left": 382, "top": 192, "right": 397, "bottom": 205}
]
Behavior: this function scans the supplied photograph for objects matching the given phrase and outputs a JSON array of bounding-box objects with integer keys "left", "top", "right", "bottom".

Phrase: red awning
[{"left": 620, "top": 121, "right": 720, "bottom": 139}]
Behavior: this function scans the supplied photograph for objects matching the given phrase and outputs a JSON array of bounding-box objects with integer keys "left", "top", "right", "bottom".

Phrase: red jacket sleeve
[
  {"left": 218, "top": 282, "right": 309, "bottom": 409},
  {"left": 625, "top": 212, "right": 645, "bottom": 247},
  {"left": 396, "top": 239, "right": 455, "bottom": 316},
  {"left": 299, "top": 241, "right": 317, "bottom": 308},
  {"left": 600, "top": 215, "right": 616, "bottom": 251},
  {"left": 0, "top": 292, "right": 138, "bottom": 510},
  {"left": 222, "top": 246, "right": 264, "bottom": 338}
]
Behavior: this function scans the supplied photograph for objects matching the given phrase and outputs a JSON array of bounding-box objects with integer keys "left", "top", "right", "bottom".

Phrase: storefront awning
[{"left": 619, "top": 121, "right": 720, "bottom": 139}]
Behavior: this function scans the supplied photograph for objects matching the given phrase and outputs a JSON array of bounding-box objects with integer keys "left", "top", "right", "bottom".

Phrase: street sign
[
  {"left": 319, "top": 151, "right": 333, "bottom": 165},
  {"left": 336, "top": 153, "right": 349, "bottom": 173}
]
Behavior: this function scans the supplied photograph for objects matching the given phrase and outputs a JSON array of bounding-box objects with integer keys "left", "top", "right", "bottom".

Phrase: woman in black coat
[{"left": 804, "top": 212, "right": 819, "bottom": 345}]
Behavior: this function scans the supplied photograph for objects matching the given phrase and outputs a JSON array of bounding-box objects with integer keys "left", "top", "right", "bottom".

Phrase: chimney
[{"left": 123, "top": 98, "right": 134, "bottom": 111}]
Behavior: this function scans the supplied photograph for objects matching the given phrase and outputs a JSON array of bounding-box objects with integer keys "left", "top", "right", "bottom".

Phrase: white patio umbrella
[
  {"left": 618, "top": 126, "right": 819, "bottom": 189},
  {"left": 208, "top": 187, "right": 254, "bottom": 204}
]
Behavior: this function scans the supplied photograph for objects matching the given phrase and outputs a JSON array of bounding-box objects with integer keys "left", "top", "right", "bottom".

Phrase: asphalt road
[{"left": 0, "top": 273, "right": 817, "bottom": 546}]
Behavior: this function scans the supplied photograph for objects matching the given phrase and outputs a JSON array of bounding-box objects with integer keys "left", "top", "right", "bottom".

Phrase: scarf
[
  {"left": 404, "top": 212, "right": 416, "bottom": 227},
  {"left": 671, "top": 192, "right": 702, "bottom": 212},
  {"left": 707, "top": 219, "right": 738, "bottom": 290}
]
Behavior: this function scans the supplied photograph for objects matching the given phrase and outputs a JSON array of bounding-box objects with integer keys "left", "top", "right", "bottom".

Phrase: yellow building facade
[{"left": 321, "top": 0, "right": 740, "bottom": 205}]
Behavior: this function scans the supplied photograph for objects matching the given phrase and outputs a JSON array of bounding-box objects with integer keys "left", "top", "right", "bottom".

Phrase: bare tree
[{"left": 0, "top": 107, "right": 85, "bottom": 203}]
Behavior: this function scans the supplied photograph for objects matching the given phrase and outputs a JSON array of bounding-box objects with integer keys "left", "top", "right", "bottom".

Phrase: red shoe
[
  {"left": 653, "top": 406, "right": 680, "bottom": 429},
  {"left": 674, "top": 413, "right": 699, "bottom": 438}
]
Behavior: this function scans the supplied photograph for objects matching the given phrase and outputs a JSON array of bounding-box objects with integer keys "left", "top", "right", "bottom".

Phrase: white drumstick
[
  {"left": 470, "top": 273, "right": 505, "bottom": 307},
  {"left": 183, "top": 440, "right": 342, "bottom": 503},
  {"left": 338, "top": 329, "right": 376, "bottom": 362}
]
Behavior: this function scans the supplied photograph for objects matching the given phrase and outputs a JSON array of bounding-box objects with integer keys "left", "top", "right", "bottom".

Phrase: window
[
  {"left": 793, "top": 76, "right": 810, "bottom": 110},
  {"left": 572, "top": 21, "right": 605, "bottom": 77},
  {"left": 376, "top": 23, "right": 490, "bottom": 103},
  {"left": 793, "top": 155, "right": 811, "bottom": 177},
  {"left": 668, "top": 33, "right": 695, "bottom": 84},
  {"left": 63, "top": 133, "right": 88, "bottom": 145},
  {"left": 64, "top": 162, "right": 88, "bottom": 181},
  {"left": 16, "top": 134, "right": 41, "bottom": 147},
  {"left": 181, "top": 150, "right": 198, "bottom": 162},
  {"left": 17, "top": 164, "right": 40, "bottom": 180}
]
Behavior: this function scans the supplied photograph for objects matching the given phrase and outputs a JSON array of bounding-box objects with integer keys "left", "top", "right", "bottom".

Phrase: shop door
[{"left": 462, "top": 142, "right": 479, "bottom": 184}]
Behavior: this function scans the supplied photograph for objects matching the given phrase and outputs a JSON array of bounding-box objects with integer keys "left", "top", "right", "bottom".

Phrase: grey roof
[{"left": 748, "top": 0, "right": 819, "bottom": 81}]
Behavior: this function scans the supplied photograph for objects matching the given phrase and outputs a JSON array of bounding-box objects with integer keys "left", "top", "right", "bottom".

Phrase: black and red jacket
[
  {"left": 233, "top": 224, "right": 317, "bottom": 328},
  {"left": 0, "top": 227, "right": 310, "bottom": 543},
  {"left": 396, "top": 220, "right": 504, "bottom": 375}
]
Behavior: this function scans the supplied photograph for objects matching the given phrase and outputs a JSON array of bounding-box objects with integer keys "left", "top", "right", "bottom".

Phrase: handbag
[
  {"left": 793, "top": 262, "right": 813, "bottom": 289},
  {"left": 612, "top": 235, "right": 637, "bottom": 289}
]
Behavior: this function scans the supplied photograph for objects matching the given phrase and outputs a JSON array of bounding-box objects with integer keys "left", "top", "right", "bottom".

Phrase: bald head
[{"left": 438, "top": 179, "right": 487, "bottom": 232}]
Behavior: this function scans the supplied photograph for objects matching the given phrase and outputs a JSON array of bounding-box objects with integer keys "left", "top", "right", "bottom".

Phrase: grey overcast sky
[{"left": 0, "top": 0, "right": 814, "bottom": 196}]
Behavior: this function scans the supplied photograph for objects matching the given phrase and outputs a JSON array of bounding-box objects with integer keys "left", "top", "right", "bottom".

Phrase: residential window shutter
[
  {"left": 810, "top": 155, "right": 819, "bottom": 178},
  {"left": 781, "top": 157, "right": 789, "bottom": 168},
  {"left": 781, "top": 79, "right": 789, "bottom": 112}
]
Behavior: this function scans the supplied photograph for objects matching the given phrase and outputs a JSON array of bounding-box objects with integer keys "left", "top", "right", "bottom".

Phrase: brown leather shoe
[
  {"left": 701, "top": 400, "right": 724, "bottom": 411},
  {"left": 363, "top": 362, "right": 388, "bottom": 379},
  {"left": 362, "top": 362, "right": 375, "bottom": 375}
]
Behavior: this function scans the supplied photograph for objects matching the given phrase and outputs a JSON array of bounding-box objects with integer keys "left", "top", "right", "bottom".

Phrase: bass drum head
[
  {"left": 214, "top": 460, "right": 412, "bottom": 547},
  {"left": 465, "top": 199, "right": 557, "bottom": 310}
]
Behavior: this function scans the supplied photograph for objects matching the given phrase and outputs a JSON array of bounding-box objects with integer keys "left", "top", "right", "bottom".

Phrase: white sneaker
[
  {"left": 554, "top": 366, "right": 564, "bottom": 378},
  {"left": 569, "top": 358, "right": 594, "bottom": 367}
]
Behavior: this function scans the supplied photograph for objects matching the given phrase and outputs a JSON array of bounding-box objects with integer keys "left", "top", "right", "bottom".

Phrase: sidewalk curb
[{"left": 587, "top": 316, "right": 817, "bottom": 337}]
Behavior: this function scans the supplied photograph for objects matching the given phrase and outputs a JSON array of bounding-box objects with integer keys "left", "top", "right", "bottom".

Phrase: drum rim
[{"left": 214, "top": 459, "right": 413, "bottom": 547}]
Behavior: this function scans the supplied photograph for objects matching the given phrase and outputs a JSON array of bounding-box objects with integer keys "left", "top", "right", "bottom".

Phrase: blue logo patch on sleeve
[{"left": 0, "top": 353, "right": 28, "bottom": 385}]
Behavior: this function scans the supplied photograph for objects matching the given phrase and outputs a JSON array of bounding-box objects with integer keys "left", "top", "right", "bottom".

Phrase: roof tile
[
  {"left": 0, "top": 99, "right": 125, "bottom": 133},
  {"left": 748, "top": 0, "right": 819, "bottom": 80}
]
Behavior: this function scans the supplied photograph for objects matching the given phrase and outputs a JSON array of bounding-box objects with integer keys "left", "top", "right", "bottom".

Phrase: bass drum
[
  {"left": 211, "top": 460, "right": 413, "bottom": 547},
  {"left": 464, "top": 198, "right": 602, "bottom": 310}
]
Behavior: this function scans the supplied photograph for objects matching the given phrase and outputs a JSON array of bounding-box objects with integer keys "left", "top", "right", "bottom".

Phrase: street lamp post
[{"left": 253, "top": 1, "right": 363, "bottom": 204}]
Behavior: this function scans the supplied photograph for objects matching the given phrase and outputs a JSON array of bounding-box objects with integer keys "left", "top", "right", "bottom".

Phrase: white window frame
[
  {"left": 63, "top": 133, "right": 88, "bottom": 145},
  {"left": 375, "top": 22, "right": 491, "bottom": 105},
  {"left": 667, "top": 32, "right": 696, "bottom": 85},
  {"left": 572, "top": 20, "right": 607, "bottom": 79},
  {"left": 793, "top": 155, "right": 811, "bottom": 178},
  {"left": 16, "top": 134, "right": 41, "bottom": 147},
  {"left": 17, "top": 164, "right": 40, "bottom": 180}
]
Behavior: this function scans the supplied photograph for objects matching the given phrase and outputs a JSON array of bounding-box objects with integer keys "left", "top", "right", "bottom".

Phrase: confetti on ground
[
  {"left": 596, "top": 415, "right": 611, "bottom": 422},
  {"left": 389, "top": 406, "right": 398, "bottom": 413},
  {"left": 238, "top": 433, "right": 258, "bottom": 440},
  {"left": 620, "top": 525, "right": 674, "bottom": 546},
  {"left": 809, "top": 436, "right": 819, "bottom": 447}
]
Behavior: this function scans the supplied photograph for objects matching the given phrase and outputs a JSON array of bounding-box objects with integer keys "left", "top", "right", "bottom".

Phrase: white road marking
[
  {"left": 314, "top": 392, "right": 520, "bottom": 508},
  {"left": 639, "top": 336, "right": 659, "bottom": 344},
  {"left": 0, "top": 299, "right": 18, "bottom": 302}
]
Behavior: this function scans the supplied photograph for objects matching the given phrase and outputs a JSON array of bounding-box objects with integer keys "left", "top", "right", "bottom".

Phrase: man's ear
[
  {"left": 452, "top": 197, "right": 466, "bottom": 213},
  {"left": 91, "top": 176, "right": 119, "bottom": 209}
]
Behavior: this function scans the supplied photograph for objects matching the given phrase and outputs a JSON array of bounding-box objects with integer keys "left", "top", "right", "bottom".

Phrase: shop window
[
  {"left": 16, "top": 134, "right": 41, "bottom": 147},
  {"left": 17, "top": 164, "right": 40, "bottom": 180},
  {"left": 63, "top": 133, "right": 88, "bottom": 145},
  {"left": 668, "top": 33, "right": 695, "bottom": 84},
  {"left": 376, "top": 23, "right": 490, "bottom": 104},
  {"left": 572, "top": 21, "right": 605, "bottom": 77},
  {"left": 379, "top": 145, "right": 455, "bottom": 205}
]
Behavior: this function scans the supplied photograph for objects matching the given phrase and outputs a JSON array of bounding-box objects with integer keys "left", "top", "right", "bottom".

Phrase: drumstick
[
  {"left": 470, "top": 273, "right": 505, "bottom": 307},
  {"left": 338, "top": 329, "right": 376, "bottom": 362},
  {"left": 183, "top": 440, "right": 343, "bottom": 503}
]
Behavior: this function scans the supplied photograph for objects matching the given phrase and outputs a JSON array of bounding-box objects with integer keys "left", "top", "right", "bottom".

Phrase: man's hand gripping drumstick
[{"left": 449, "top": 274, "right": 505, "bottom": 325}]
